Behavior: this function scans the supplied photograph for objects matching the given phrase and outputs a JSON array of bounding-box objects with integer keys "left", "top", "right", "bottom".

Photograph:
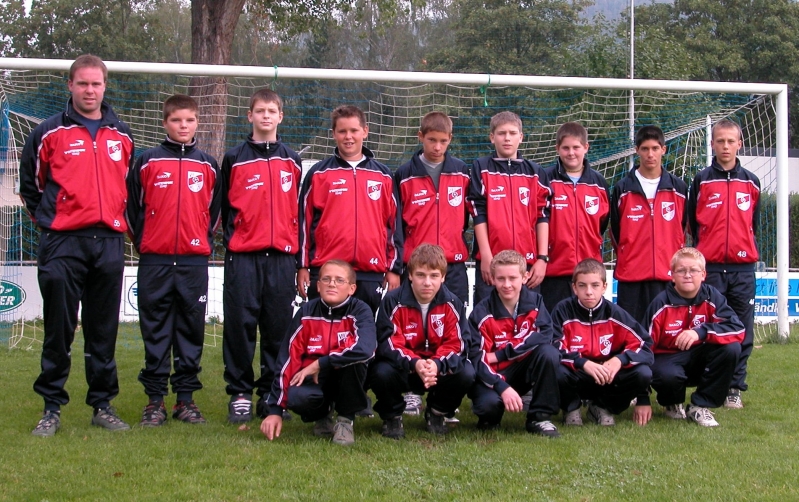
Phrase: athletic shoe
[
  {"left": 332, "top": 417, "right": 355, "bottom": 446},
  {"left": 403, "top": 393, "right": 423, "bottom": 416},
  {"left": 255, "top": 396, "right": 268, "bottom": 419},
  {"left": 282, "top": 410, "right": 293, "bottom": 421},
  {"left": 476, "top": 418, "right": 500, "bottom": 431},
  {"left": 355, "top": 396, "right": 374, "bottom": 418},
  {"left": 140, "top": 401, "right": 167, "bottom": 427},
  {"left": 663, "top": 403, "right": 686, "bottom": 420},
  {"left": 587, "top": 403, "right": 615, "bottom": 426},
  {"left": 32, "top": 411, "right": 61, "bottom": 437},
  {"left": 526, "top": 419, "right": 561, "bottom": 438},
  {"left": 563, "top": 409, "right": 583, "bottom": 426},
  {"left": 724, "top": 388, "right": 744, "bottom": 409},
  {"left": 172, "top": 401, "right": 207, "bottom": 424},
  {"left": 686, "top": 404, "right": 719, "bottom": 427},
  {"left": 228, "top": 396, "right": 253, "bottom": 423},
  {"left": 313, "top": 415, "right": 335, "bottom": 437},
  {"left": 381, "top": 416, "right": 405, "bottom": 439},
  {"left": 92, "top": 407, "right": 131, "bottom": 431},
  {"left": 425, "top": 409, "right": 448, "bottom": 435}
]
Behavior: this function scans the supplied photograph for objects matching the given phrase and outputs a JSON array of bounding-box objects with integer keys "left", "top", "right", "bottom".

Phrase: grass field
[{"left": 2, "top": 327, "right": 799, "bottom": 501}]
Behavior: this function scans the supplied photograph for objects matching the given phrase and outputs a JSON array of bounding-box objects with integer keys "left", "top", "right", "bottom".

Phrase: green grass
[{"left": 2, "top": 332, "right": 799, "bottom": 501}]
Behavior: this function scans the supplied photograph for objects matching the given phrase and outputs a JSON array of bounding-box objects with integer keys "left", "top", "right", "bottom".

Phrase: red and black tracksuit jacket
[
  {"left": 686, "top": 158, "right": 760, "bottom": 269},
  {"left": 644, "top": 282, "right": 745, "bottom": 355},
  {"left": 394, "top": 151, "right": 470, "bottom": 265},
  {"left": 299, "top": 147, "right": 400, "bottom": 279},
  {"left": 376, "top": 282, "right": 469, "bottom": 375},
  {"left": 126, "top": 137, "right": 222, "bottom": 264},
  {"left": 470, "top": 287, "right": 554, "bottom": 393},
  {"left": 266, "top": 296, "right": 377, "bottom": 413},
  {"left": 544, "top": 159, "right": 609, "bottom": 277},
  {"left": 610, "top": 165, "right": 688, "bottom": 282},
  {"left": 552, "top": 297, "right": 653, "bottom": 371},
  {"left": 19, "top": 99, "right": 134, "bottom": 234},
  {"left": 468, "top": 154, "right": 550, "bottom": 265},
  {"left": 221, "top": 135, "right": 302, "bottom": 253}
]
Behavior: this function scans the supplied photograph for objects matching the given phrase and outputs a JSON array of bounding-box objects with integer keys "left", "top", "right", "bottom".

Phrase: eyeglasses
[
  {"left": 319, "top": 277, "right": 350, "bottom": 286},
  {"left": 674, "top": 268, "right": 703, "bottom": 277}
]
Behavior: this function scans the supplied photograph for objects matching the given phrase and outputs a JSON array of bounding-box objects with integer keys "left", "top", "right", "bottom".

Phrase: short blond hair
[
  {"left": 712, "top": 119, "right": 742, "bottom": 141},
  {"left": 320, "top": 260, "right": 356, "bottom": 283},
  {"left": 490, "top": 250, "right": 527, "bottom": 276},
  {"left": 670, "top": 247, "right": 706, "bottom": 271}
]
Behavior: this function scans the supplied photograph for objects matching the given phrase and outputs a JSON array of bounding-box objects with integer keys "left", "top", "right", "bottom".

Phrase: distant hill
[{"left": 584, "top": 0, "right": 673, "bottom": 20}]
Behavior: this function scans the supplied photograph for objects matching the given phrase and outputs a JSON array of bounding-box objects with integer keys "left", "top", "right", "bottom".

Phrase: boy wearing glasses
[
  {"left": 637, "top": 248, "right": 743, "bottom": 427},
  {"left": 260, "top": 260, "right": 376, "bottom": 446}
]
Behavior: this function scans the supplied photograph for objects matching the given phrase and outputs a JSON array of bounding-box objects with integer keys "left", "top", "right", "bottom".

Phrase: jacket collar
[
  {"left": 487, "top": 287, "right": 540, "bottom": 319},
  {"left": 246, "top": 133, "right": 282, "bottom": 154},
  {"left": 64, "top": 98, "right": 120, "bottom": 127},
  {"left": 334, "top": 145, "right": 375, "bottom": 166},
  {"left": 663, "top": 282, "right": 710, "bottom": 306},
  {"left": 320, "top": 295, "right": 353, "bottom": 316},
  {"left": 161, "top": 135, "right": 196, "bottom": 153},
  {"left": 395, "top": 280, "right": 451, "bottom": 310},
  {"left": 552, "top": 157, "right": 591, "bottom": 180}
]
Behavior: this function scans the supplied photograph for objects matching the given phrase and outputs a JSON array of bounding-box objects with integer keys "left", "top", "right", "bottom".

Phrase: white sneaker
[
  {"left": 403, "top": 393, "right": 423, "bottom": 416},
  {"left": 587, "top": 403, "right": 615, "bottom": 426},
  {"left": 563, "top": 408, "right": 583, "bottom": 426},
  {"left": 663, "top": 403, "right": 686, "bottom": 420},
  {"left": 724, "top": 389, "right": 743, "bottom": 409},
  {"left": 686, "top": 404, "right": 719, "bottom": 427}
]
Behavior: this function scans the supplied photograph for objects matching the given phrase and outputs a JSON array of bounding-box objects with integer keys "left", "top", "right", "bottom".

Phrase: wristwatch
[{"left": 537, "top": 255, "right": 550, "bottom": 263}]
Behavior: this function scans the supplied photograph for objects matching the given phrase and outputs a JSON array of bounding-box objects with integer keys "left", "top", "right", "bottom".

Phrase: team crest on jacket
[
  {"left": 431, "top": 314, "right": 445, "bottom": 337},
  {"left": 187, "top": 171, "right": 204, "bottom": 192},
  {"left": 661, "top": 201, "right": 675, "bottom": 221},
  {"left": 584, "top": 195, "right": 599, "bottom": 215},
  {"left": 448, "top": 186, "right": 463, "bottom": 207},
  {"left": 367, "top": 180, "right": 382, "bottom": 200},
  {"left": 337, "top": 331, "right": 350, "bottom": 346},
  {"left": 599, "top": 334, "right": 613, "bottom": 356},
  {"left": 690, "top": 315, "right": 706, "bottom": 329},
  {"left": 514, "top": 320, "right": 530, "bottom": 339},
  {"left": 519, "top": 186, "right": 530, "bottom": 206},
  {"left": 280, "top": 170, "right": 292, "bottom": 192},
  {"left": 736, "top": 192, "right": 751, "bottom": 211},
  {"left": 107, "top": 140, "right": 122, "bottom": 162}
]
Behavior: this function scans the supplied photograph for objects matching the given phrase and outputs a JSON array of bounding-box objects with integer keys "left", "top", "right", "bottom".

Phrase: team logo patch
[
  {"left": 107, "top": 140, "right": 122, "bottom": 162},
  {"left": 661, "top": 201, "right": 675, "bottom": 221},
  {"left": 448, "top": 186, "right": 463, "bottom": 207},
  {"left": 280, "top": 170, "right": 292, "bottom": 193},
  {"left": 515, "top": 320, "right": 530, "bottom": 339},
  {"left": 691, "top": 315, "right": 706, "bottom": 329},
  {"left": 519, "top": 186, "right": 530, "bottom": 206},
  {"left": 431, "top": 313, "right": 445, "bottom": 338},
  {"left": 367, "top": 180, "right": 382, "bottom": 201},
  {"left": 187, "top": 171, "right": 204, "bottom": 192},
  {"left": 337, "top": 331, "right": 350, "bottom": 346},
  {"left": 584, "top": 195, "right": 599, "bottom": 215},
  {"left": 599, "top": 334, "right": 613, "bottom": 356},
  {"left": 736, "top": 192, "right": 751, "bottom": 211}
]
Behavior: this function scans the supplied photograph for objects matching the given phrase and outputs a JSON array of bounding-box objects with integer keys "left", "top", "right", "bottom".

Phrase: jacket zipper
[{"left": 174, "top": 142, "right": 185, "bottom": 263}]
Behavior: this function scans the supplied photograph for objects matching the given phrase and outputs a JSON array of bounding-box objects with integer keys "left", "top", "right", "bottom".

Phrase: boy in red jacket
[
  {"left": 637, "top": 248, "right": 743, "bottom": 427},
  {"left": 126, "top": 94, "right": 223, "bottom": 426}
]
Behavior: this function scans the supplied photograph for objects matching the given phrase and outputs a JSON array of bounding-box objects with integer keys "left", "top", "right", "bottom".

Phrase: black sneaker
[
  {"left": 91, "top": 406, "right": 131, "bottom": 431},
  {"left": 140, "top": 401, "right": 167, "bottom": 427},
  {"left": 425, "top": 409, "right": 448, "bottom": 435},
  {"left": 173, "top": 401, "right": 207, "bottom": 424},
  {"left": 381, "top": 416, "right": 405, "bottom": 439},
  {"left": 228, "top": 396, "right": 253, "bottom": 423},
  {"left": 355, "top": 396, "right": 374, "bottom": 418},
  {"left": 32, "top": 411, "right": 61, "bottom": 437},
  {"left": 526, "top": 419, "right": 561, "bottom": 438}
]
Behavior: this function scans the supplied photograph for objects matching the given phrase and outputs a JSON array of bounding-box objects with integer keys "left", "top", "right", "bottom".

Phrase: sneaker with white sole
[
  {"left": 587, "top": 403, "right": 615, "bottom": 426},
  {"left": 332, "top": 417, "right": 355, "bottom": 446},
  {"left": 724, "top": 388, "right": 743, "bottom": 409},
  {"left": 228, "top": 396, "right": 253, "bottom": 423},
  {"left": 32, "top": 411, "right": 61, "bottom": 437},
  {"left": 403, "top": 393, "right": 423, "bottom": 416},
  {"left": 526, "top": 419, "right": 560, "bottom": 438},
  {"left": 663, "top": 403, "right": 686, "bottom": 420},
  {"left": 686, "top": 404, "right": 719, "bottom": 427},
  {"left": 563, "top": 408, "right": 583, "bottom": 426},
  {"left": 92, "top": 406, "right": 131, "bottom": 431}
]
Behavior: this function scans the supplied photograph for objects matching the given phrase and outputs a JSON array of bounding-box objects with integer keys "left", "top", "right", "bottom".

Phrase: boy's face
[
  {"left": 409, "top": 265, "right": 445, "bottom": 304},
  {"left": 68, "top": 66, "right": 106, "bottom": 119},
  {"left": 418, "top": 130, "right": 451, "bottom": 164},
  {"left": 557, "top": 136, "right": 589, "bottom": 172},
  {"left": 492, "top": 264, "right": 529, "bottom": 305},
  {"left": 711, "top": 126, "right": 742, "bottom": 167},
  {"left": 163, "top": 108, "right": 198, "bottom": 144},
  {"left": 572, "top": 272, "right": 607, "bottom": 310},
  {"left": 635, "top": 139, "right": 667, "bottom": 172},
  {"left": 671, "top": 257, "right": 706, "bottom": 298},
  {"left": 317, "top": 264, "right": 356, "bottom": 306},
  {"left": 489, "top": 122, "right": 523, "bottom": 159},
  {"left": 333, "top": 116, "right": 368, "bottom": 161},
  {"left": 248, "top": 99, "right": 283, "bottom": 138}
]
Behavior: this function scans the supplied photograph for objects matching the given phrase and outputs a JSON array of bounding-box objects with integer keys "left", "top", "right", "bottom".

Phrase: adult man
[{"left": 20, "top": 55, "right": 135, "bottom": 436}]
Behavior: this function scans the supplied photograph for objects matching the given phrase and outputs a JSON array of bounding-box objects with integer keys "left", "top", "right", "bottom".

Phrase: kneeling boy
[
  {"left": 469, "top": 250, "right": 562, "bottom": 437},
  {"left": 553, "top": 258, "right": 653, "bottom": 426},
  {"left": 260, "top": 260, "right": 376, "bottom": 446},
  {"left": 371, "top": 244, "right": 474, "bottom": 438},
  {"left": 639, "top": 248, "right": 743, "bottom": 427}
]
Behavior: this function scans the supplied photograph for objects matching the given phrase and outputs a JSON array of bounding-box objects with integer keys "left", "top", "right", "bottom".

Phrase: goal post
[{"left": 0, "top": 57, "right": 790, "bottom": 343}]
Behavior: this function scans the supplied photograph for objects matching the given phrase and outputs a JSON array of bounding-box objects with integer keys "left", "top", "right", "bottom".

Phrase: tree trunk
[{"left": 190, "top": 0, "right": 247, "bottom": 161}]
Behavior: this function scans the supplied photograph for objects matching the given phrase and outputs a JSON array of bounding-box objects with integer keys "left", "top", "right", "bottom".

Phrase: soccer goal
[{"left": 0, "top": 58, "right": 790, "bottom": 348}]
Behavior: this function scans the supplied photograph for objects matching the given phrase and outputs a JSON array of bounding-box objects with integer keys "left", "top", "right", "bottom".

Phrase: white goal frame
[{"left": 0, "top": 57, "right": 790, "bottom": 338}]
